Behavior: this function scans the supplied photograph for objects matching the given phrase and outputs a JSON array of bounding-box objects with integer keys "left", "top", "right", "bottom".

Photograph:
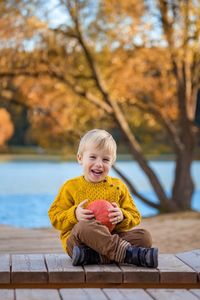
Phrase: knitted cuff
[
  {"left": 66, "top": 205, "right": 78, "bottom": 224},
  {"left": 115, "top": 208, "right": 130, "bottom": 230}
]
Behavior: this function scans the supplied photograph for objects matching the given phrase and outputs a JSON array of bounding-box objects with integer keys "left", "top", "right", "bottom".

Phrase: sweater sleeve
[
  {"left": 115, "top": 181, "right": 141, "bottom": 231},
  {"left": 48, "top": 182, "right": 78, "bottom": 232}
]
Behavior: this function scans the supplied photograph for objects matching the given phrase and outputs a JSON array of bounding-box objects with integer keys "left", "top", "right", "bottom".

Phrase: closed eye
[{"left": 103, "top": 158, "right": 110, "bottom": 162}]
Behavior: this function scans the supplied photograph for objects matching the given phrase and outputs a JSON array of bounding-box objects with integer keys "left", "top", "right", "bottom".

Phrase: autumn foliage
[
  {"left": 0, "top": 108, "right": 14, "bottom": 147},
  {"left": 0, "top": 0, "right": 199, "bottom": 212}
]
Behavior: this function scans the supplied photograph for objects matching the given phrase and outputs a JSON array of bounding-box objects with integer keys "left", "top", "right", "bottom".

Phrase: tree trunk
[
  {"left": 172, "top": 148, "right": 195, "bottom": 210},
  {"left": 170, "top": 113, "right": 195, "bottom": 210}
]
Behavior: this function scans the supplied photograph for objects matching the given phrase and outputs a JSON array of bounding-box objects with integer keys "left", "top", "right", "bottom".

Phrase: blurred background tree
[{"left": 0, "top": 0, "right": 199, "bottom": 212}]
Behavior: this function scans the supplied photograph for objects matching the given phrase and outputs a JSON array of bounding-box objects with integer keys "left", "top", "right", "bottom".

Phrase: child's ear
[{"left": 77, "top": 154, "right": 82, "bottom": 164}]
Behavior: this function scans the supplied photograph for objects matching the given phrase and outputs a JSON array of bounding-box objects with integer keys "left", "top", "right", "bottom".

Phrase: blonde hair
[{"left": 77, "top": 129, "right": 117, "bottom": 163}]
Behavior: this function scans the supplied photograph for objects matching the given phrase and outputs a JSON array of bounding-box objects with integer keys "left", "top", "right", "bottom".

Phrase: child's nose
[{"left": 96, "top": 158, "right": 103, "bottom": 166}]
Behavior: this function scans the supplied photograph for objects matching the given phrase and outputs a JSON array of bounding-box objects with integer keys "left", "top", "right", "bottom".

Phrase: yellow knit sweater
[{"left": 48, "top": 175, "right": 141, "bottom": 252}]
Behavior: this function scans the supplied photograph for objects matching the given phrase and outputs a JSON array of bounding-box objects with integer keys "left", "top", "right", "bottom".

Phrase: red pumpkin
[{"left": 87, "top": 199, "right": 115, "bottom": 232}]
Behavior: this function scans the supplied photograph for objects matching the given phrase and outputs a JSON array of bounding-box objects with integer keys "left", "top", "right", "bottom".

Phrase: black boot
[
  {"left": 124, "top": 246, "right": 158, "bottom": 268},
  {"left": 72, "top": 246, "right": 101, "bottom": 266}
]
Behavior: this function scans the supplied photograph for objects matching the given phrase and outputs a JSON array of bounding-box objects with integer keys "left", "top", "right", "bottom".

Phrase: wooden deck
[
  {"left": 0, "top": 250, "right": 200, "bottom": 289},
  {"left": 0, "top": 288, "right": 200, "bottom": 300}
]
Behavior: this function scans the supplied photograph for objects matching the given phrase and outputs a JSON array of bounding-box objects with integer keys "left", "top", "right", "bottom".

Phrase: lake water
[{"left": 0, "top": 160, "right": 199, "bottom": 228}]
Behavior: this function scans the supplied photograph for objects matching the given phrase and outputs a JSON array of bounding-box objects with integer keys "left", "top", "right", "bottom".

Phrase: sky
[{"left": 17, "top": 0, "right": 164, "bottom": 52}]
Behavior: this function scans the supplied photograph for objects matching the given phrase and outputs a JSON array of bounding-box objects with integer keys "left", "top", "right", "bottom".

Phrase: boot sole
[
  {"left": 72, "top": 246, "right": 81, "bottom": 266},
  {"left": 151, "top": 247, "right": 158, "bottom": 268}
]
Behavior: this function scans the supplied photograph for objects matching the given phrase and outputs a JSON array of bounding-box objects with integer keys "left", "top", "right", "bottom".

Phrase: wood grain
[
  {"left": 158, "top": 254, "right": 197, "bottom": 283},
  {"left": 147, "top": 289, "right": 200, "bottom": 300},
  {"left": 45, "top": 254, "right": 84, "bottom": 283},
  {"left": 176, "top": 249, "right": 200, "bottom": 280},
  {"left": 0, "top": 254, "right": 10, "bottom": 284},
  {"left": 15, "top": 289, "right": 61, "bottom": 300},
  {"left": 60, "top": 288, "right": 107, "bottom": 300},
  {"left": 119, "top": 263, "right": 159, "bottom": 283},
  {"left": 103, "top": 288, "right": 154, "bottom": 300},
  {"left": 12, "top": 254, "right": 48, "bottom": 283},
  {"left": 84, "top": 264, "right": 122, "bottom": 283}
]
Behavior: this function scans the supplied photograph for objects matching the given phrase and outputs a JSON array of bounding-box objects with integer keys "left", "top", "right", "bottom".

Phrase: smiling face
[{"left": 77, "top": 144, "right": 113, "bottom": 183}]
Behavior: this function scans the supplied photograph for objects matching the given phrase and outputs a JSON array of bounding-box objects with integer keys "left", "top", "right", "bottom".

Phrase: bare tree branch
[
  {"left": 112, "top": 164, "right": 160, "bottom": 210},
  {"left": 63, "top": 6, "right": 174, "bottom": 209},
  {"left": 0, "top": 68, "right": 114, "bottom": 114},
  {"left": 158, "top": 0, "right": 194, "bottom": 146}
]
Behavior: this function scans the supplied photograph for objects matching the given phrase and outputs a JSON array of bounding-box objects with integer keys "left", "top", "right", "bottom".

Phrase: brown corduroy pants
[{"left": 67, "top": 220, "right": 152, "bottom": 263}]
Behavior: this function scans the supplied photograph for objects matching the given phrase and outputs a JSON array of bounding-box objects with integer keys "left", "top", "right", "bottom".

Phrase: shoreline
[
  {"left": 2, "top": 153, "right": 198, "bottom": 162},
  {"left": 0, "top": 209, "right": 199, "bottom": 230}
]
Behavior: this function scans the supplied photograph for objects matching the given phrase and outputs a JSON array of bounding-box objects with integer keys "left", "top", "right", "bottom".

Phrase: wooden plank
[
  {"left": 15, "top": 289, "right": 61, "bottom": 300},
  {"left": 147, "top": 289, "right": 200, "bottom": 300},
  {"left": 0, "top": 225, "right": 62, "bottom": 254},
  {"left": 0, "top": 290, "right": 14, "bottom": 300},
  {"left": 176, "top": 250, "right": 200, "bottom": 280},
  {"left": 103, "top": 288, "right": 153, "bottom": 300},
  {"left": 190, "top": 289, "right": 200, "bottom": 299},
  {"left": 0, "top": 254, "right": 10, "bottom": 283},
  {"left": 84, "top": 264, "right": 122, "bottom": 283},
  {"left": 12, "top": 254, "right": 48, "bottom": 283},
  {"left": 119, "top": 263, "right": 159, "bottom": 284},
  {"left": 45, "top": 254, "right": 85, "bottom": 283},
  {"left": 158, "top": 254, "right": 197, "bottom": 283},
  {"left": 60, "top": 288, "right": 107, "bottom": 300}
]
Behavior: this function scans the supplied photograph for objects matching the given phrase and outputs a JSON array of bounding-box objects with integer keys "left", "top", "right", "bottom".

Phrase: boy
[{"left": 48, "top": 129, "right": 158, "bottom": 267}]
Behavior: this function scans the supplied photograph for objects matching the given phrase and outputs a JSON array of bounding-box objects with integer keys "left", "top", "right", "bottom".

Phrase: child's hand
[
  {"left": 75, "top": 199, "right": 94, "bottom": 221},
  {"left": 108, "top": 202, "right": 124, "bottom": 224}
]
